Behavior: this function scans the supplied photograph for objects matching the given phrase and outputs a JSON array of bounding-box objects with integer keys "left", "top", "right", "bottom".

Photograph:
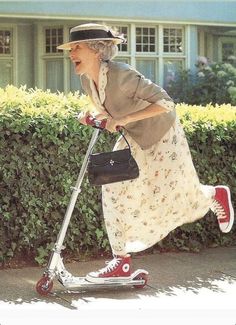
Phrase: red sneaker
[
  {"left": 86, "top": 255, "right": 131, "bottom": 283},
  {"left": 211, "top": 186, "right": 234, "bottom": 233}
]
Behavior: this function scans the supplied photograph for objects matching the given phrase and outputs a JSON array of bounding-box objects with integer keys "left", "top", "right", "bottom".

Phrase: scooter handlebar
[
  {"left": 85, "top": 115, "right": 107, "bottom": 129},
  {"left": 85, "top": 115, "right": 121, "bottom": 131}
]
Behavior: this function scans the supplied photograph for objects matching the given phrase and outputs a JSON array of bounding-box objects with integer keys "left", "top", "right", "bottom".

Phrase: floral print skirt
[{"left": 102, "top": 117, "right": 215, "bottom": 255}]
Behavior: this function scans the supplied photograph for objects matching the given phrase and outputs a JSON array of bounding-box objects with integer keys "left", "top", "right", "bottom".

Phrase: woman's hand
[
  {"left": 94, "top": 113, "right": 110, "bottom": 121},
  {"left": 95, "top": 113, "right": 129, "bottom": 132},
  {"left": 77, "top": 111, "right": 90, "bottom": 125},
  {"left": 105, "top": 117, "right": 129, "bottom": 133},
  {"left": 81, "top": 112, "right": 129, "bottom": 132},
  {"left": 77, "top": 112, "right": 109, "bottom": 126}
]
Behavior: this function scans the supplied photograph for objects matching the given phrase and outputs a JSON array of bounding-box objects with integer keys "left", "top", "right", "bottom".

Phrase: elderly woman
[{"left": 58, "top": 23, "right": 234, "bottom": 284}]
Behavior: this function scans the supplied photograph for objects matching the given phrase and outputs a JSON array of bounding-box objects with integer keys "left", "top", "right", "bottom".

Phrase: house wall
[
  {"left": 17, "top": 23, "right": 34, "bottom": 88},
  {"left": 1, "top": 18, "right": 200, "bottom": 91},
  {"left": 0, "top": 1, "right": 236, "bottom": 92},
  {"left": 0, "top": 1, "right": 236, "bottom": 25},
  {"left": 187, "top": 25, "right": 198, "bottom": 72}
]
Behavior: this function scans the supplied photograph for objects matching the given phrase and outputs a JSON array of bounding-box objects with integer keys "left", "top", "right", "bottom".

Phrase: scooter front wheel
[
  {"left": 133, "top": 272, "right": 148, "bottom": 289},
  {"left": 36, "top": 275, "right": 53, "bottom": 296}
]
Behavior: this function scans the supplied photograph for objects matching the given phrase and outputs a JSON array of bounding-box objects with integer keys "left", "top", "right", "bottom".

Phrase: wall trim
[{"left": 0, "top": 14, "right": 236, "bottom": 28}]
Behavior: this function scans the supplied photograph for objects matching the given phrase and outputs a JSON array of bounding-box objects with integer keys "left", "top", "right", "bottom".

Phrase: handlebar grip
[
  {"left": 85, "top": 115, "right": 122, "bottom": 132},
  {"left": 85, "top": 115, "right": 107, "bottom": 129}
]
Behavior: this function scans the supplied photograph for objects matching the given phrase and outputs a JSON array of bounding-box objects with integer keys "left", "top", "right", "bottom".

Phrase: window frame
[
  {"left": 38, "top": 23, "right": 68, "bottom": 92},
  {"left": 135, "top": 25, "right": 158, "bottom": 55},
  {"left": 135, "top": 57, "right": 158, "bottom": 82},
  {"left": 112, "top": 24, "right": 130, "bottom": 54},
  {"left": 162, "top": 25, "right": 185, "bottom": 56},
  {"left": 0, "top": 24, "right": 17, "bottom": 86},
  {"left": 163, "top": 58, "right": 185, "bottom": 88},
  {"left": 0, "top": 29, "right": 12, "bottom": 56},
  {"left": 218, "top": 36, "right": 236, "bottom": 63},
  {"left": 37, "top": 22, "right": 187, "bottom": 91},
  {"left": 44, "top": 26, "right": 64, "bottom": 56}
]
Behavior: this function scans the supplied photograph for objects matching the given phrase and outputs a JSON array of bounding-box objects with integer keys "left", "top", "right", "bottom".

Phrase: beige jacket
[{"left": 81, "top": 61, "right": 176, "bottom": 150}]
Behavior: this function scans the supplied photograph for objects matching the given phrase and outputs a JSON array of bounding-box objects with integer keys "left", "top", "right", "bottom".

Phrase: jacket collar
[{"left": 88, "top": 61, "right": 108, "bottom": 112}]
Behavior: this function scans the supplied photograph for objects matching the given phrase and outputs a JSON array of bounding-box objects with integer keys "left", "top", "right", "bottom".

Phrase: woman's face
[{"left": 69, "top": 42, "right": 99, "bottom": 75}]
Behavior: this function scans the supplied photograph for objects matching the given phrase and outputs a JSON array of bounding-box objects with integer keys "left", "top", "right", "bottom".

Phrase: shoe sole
[
  {"left": 85, "top": 275, "right": 131, "bottom": 284},
  {"left": 215, "top": 185, "right": 234, "bottom": 233}
]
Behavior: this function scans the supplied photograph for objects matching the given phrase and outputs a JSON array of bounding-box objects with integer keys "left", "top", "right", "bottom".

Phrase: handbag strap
[
  {"left": 102, "top": 109, "right": 132, "bottom": 150},
  {"left": 90, "top": 128, "right": 132, "bottom": 154},
  {"left": 118, "top": 129, "right": 132, "bottom": 151}
]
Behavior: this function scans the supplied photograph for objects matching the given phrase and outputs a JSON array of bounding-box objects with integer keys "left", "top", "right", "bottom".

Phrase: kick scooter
[{"left": 36, "top": 117, "right": 148, "bottom": 296}]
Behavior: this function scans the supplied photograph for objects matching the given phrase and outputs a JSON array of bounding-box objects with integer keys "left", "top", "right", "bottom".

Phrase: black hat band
[{"left": 70, "top": 29, "right": 117, "bottom": 42}]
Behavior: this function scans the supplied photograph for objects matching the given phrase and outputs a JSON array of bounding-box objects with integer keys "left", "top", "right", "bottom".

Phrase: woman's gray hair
[{"left": 86, "top": 40, "right": 118, "bottom": 61}]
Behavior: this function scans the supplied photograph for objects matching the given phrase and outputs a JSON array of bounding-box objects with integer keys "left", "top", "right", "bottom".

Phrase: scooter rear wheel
[
  {"left": 133, "top": 272, "right": 148, "bottom": 289},
  {"left": 36, "top": 275, "right": 53, "bottom": 296}
]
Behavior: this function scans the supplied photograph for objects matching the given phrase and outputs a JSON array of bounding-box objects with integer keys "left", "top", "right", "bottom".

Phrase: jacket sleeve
[{"left": 117, "top": 68, "right": 175, "bottom": 111}]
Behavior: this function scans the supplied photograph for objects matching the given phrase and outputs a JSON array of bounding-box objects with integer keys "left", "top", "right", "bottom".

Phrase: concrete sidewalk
[{"left": 0, "top": 246, "right": 236, "bottom": 325}]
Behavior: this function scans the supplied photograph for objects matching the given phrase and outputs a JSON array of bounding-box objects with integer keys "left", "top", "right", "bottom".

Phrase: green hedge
[{"left": 0, "top": 86, "right": 235, "bottom": 266}]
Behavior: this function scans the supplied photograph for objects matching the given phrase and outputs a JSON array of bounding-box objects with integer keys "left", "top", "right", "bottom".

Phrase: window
[
  {"left": 38, "top": 23, "right": 186, "bottom": 92},
  {"left": 219, "top": 37, "right": 236, "bottom": 67},
  {"left": 112, "top": 25, "right": 130, "bottom": 69},
  {"left": 45, "top": 28, "right": 63, "bottom": 54},
  {"left": 115, "top": 26, "right": 128, "bottom": 52},
  {"left": 70, "top": 61, "right": 82, "bottom": 92},
  {"left": 135, "top": 27, "right": 157, "bottom": 82},
  {"left": 0, "top": 29, "right": 13, "bottom": 87},
  {"left": 136, "top": 27, "right": 156, "bottom": 53},
  {"left": 43, "top": 27, "right": 64, "bottom": 92},
  {"left": 0, "top": 30, "right": 11, "bottom": 54},
  {"left": 136, "top": 59, "right": 156, "bottom": 82},
  {"left": 45, "top": 60, "right": 64, "bottom": 92},
  {"left": 221, "top": 41, "right": 236, "bottom": 65},
  {"left": 222, "top": 43, "right": 234, "bottom": 61},
  {"left": 163, "top": 59, "right": 183, "bottom": 88},
  {"left": 163, "top": 28, "right": 183, "bottom": 53}
]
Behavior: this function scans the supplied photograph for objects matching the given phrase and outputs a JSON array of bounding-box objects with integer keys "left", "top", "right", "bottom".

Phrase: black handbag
[{"left": 87, "top": 131, "right": 139, "bottom": 186}]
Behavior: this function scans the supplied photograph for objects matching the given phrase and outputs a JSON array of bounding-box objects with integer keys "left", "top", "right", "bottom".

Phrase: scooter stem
[{"left": 47, "top": 128, "right": 100, "bottom": 271}]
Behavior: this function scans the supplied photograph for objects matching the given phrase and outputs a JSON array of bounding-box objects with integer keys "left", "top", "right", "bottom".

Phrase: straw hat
[{"left": 57, "top": 23, "right": 125, "bottom": 50}]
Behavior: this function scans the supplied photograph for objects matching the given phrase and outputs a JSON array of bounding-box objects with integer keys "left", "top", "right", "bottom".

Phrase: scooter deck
[{"left": 59, "top": 269, "right": 148, "bottom": 289}]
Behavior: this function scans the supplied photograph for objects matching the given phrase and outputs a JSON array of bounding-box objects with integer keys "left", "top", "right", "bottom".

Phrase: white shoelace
[
  {"left": 95, "top": 257, "right": 122, "bottom": 275},
  {"left": 211, "top": 199, "right": 226, "bottom": 219}
]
